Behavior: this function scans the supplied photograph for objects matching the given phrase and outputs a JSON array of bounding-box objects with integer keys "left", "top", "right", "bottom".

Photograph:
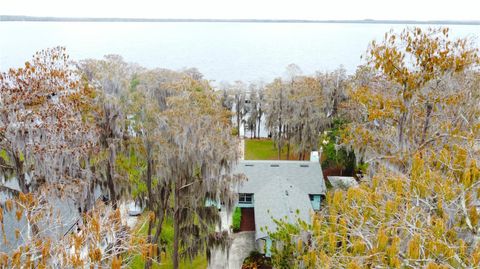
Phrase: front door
[{"left": 240, "top": 208, "right": 255, "bottom": 231}]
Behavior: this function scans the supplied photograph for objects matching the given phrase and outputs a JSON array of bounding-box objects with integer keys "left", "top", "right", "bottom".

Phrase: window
[
  {"left": 239, "top": 193, "right": 253, "bottom": 204},
  {"left": 309, "top": 194, "right": 322, "bottom": 211}
]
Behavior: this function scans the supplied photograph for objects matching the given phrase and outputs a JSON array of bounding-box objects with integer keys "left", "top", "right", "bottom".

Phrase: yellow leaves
[
  {"left": 328, "top": 232, "right": 336, "bottom": 254},
  {"left": 384, "top": 200, "right": 397, "bottom": 220},
  {"left": 411, "top": 153, "right": 425, "bottom": 182},
  {"left": 462, "top": 160, "right": 480, "bottom": 188},
  {"left": 472, "top": 245, "right": 480, "bottom": 266},
  {"left": 331, "top": 190, "right": 344, "bottom": 211},
  {"left": 376, "top": 228, "right": 388, "bottom": 251},
  {"left": 431, "top": 217, "right": 446, "bottom": 239},
  {"left": 352, "top": 238, "right": 366, "bottom": 255},
  {"left": 407, "top": 234, "right": 421, "bottom": 259},
  {"left": 297, "top": 238, "right": 303, "bottom": 253},
  {"left": 347, "top": 261, "right": 361, "bottom": 269},
  {"left": 386, "top": 236, "right": 400, "bottom": 268},
  {"left": 468, "top": 206, "right": 478, "bottom": 227},
  {"left": 426, "top": 262, "right": 449, "bottom": 269}
]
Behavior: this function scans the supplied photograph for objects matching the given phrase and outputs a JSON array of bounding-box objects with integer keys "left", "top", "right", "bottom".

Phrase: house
[{"left": 233, "top": 153, "right": 327, "bottom": 257}]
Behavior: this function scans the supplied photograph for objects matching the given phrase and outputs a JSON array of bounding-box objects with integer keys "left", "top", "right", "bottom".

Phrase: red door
[{"left": 240, "top": 208, "right": 255, "bottom": 231}]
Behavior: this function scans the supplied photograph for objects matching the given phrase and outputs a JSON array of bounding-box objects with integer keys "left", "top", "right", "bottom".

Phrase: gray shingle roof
[
  {"left": 235, "top": 160, "right": 326, "bottom": 195},
  {"left": 233, "top": 160, "right": 326, "bottom": 240},
  {"left": 253, "top": 176, "right": 313, "bottom": 239}
]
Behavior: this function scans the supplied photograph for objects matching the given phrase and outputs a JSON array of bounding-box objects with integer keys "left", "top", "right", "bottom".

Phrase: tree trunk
[
  {"left": 172, "top": 182, "right": 180, "bottom": 269},
  {"left": 14, "top": 153, "right": 28, "bottom": 194},
  {"left": 257, "top": 115, "right": 261, "bottom": 138},
  {"left": 144, "top": 214, "right": 156, "bottom": 269},
  {"left": 152, "top": 208, "right": 166, "bottom": 261},
  {"left": 420, "top": 102, "right": 433, "bottom": 145},
  {"left": 146, "top": 154, "right": 153, "bottom": 210},
  {"left": 398, "top": 111, "right": 407, "bottom": 152},
  {"left": 106, "top": 153, "right": 117, "bottom": 209},
  {"left": 287, "top": 142, "right": 290, "bottom": 160},
  {"left": 237, "top": 116, "right": 241, "bottom": 138},
  {"left": 332, "top": 84, "right": 339, "bottom": 118}
]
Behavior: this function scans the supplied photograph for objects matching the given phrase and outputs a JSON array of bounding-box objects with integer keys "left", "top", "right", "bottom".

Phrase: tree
[
  {"left": 246, "top": 84, "right": 259, "bottom": 138},
  {"left": 0, "top": 48, "right": 146, "bottom": 269},
  {"left": 0, "top": 191, "right": 146, "bottom": 268},
  {"left": 265, "top": 78, "right": 288, "bottom": 159},
  {"left": 125, "top": 68, "right": 184, "bottom": 269},
  {"left": 231, "top": 81, "right": 247, "bottom": 138},
  {"left": 265, "top": 71, "right": 327, "bottom": 160},
  {"left": 0, "top": 47, "right": 97, "bottom": 201},
  {"left": 268, "top": 27, "right": 480, "bottom": 268},
  {"left": 287, "top": 76, "right": 326, "bottom": 160},
  {"left": 256, "top": 83, "right": 265, "bottom": 138},
  {"left": 316, "top": 66, "right": 349, "bottom": 119},
  {"left": 346, "top": 27, "right": 479, "bottom": 172},
  {"left": 78, "top": 55, "right": 142, "bottom": 209},
  {"left": 157, "top": 78, "right": 241, "bottom": 269}
]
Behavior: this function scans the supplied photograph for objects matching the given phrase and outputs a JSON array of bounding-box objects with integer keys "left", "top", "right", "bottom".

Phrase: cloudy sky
[{"left": 1, "top": 0, "right": 479, "bottom": 21}]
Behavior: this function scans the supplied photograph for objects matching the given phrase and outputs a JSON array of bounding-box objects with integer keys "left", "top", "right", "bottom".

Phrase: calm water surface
[{"left": 0, "top": 22, "right": 478, "bottom": 83}]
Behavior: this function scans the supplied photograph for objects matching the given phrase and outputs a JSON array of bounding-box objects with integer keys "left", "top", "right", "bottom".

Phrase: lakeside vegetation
[{"left": 0, "top": 26, "right": 479, "bottom": 269}]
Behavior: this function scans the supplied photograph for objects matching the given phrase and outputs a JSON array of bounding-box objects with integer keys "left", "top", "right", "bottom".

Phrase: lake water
[{"left": 0, "top": 22, "right": 479, "bottom": 83}]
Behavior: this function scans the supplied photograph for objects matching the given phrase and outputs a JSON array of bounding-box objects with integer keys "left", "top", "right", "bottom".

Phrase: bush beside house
[{"left": 232, "top": 207, "right": 242, "bottom": 232}]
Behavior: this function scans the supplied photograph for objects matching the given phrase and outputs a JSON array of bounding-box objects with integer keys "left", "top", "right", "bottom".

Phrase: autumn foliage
[{"left": 269, "top": 28, "right": 480, "bottom": 268}]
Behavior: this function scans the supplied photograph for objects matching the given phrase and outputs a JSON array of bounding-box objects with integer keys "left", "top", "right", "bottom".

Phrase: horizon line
[{"left": 2, "top": 15, "right": 480, "bottom": 25}]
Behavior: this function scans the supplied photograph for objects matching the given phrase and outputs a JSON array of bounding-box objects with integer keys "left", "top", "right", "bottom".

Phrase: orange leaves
[
  {"left": 15, "top": 209, "right": 23, "bottom": 221},
  {"left": 111, "top": 256, "right": 122, "bottom": 269},
  {"left": 88, "top": 246, "right": 102, "bottom": 263},
  {"left": 69, "top": 253, "right": 84, "bottom": 268}
]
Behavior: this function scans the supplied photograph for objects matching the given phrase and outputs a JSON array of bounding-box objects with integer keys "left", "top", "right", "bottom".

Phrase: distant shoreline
[{"left": 1, "top": 15, "right": 480, "bottom": 25}]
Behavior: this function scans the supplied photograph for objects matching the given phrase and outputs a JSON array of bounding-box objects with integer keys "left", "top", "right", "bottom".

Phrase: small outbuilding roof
[{"left": 327, "top": 176, "right": 358, "bottom": 190}]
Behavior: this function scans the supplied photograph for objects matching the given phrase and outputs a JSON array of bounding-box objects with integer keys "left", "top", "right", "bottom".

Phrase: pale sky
[{"left": 1, "top": 0, "right": 480, "bottom": 21}]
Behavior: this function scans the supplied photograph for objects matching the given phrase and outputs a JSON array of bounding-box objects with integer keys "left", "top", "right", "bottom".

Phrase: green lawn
[
  {"left": 244, "top": 139, "right": 307, "bottom": 160},
  {"left": 128, "top": 216, "right": 208, "bottom": 269}
]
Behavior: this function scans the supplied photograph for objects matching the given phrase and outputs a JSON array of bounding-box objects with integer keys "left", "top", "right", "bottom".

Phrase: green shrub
[
  {"left": 321, "top": 118, "right": 356, "bottom": 175},
  {"left": 232, "top": 207, "right": 242, "bottom": 232},
  {"left": 232, "top": 127, "right": 239, "bottom": 136}
]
